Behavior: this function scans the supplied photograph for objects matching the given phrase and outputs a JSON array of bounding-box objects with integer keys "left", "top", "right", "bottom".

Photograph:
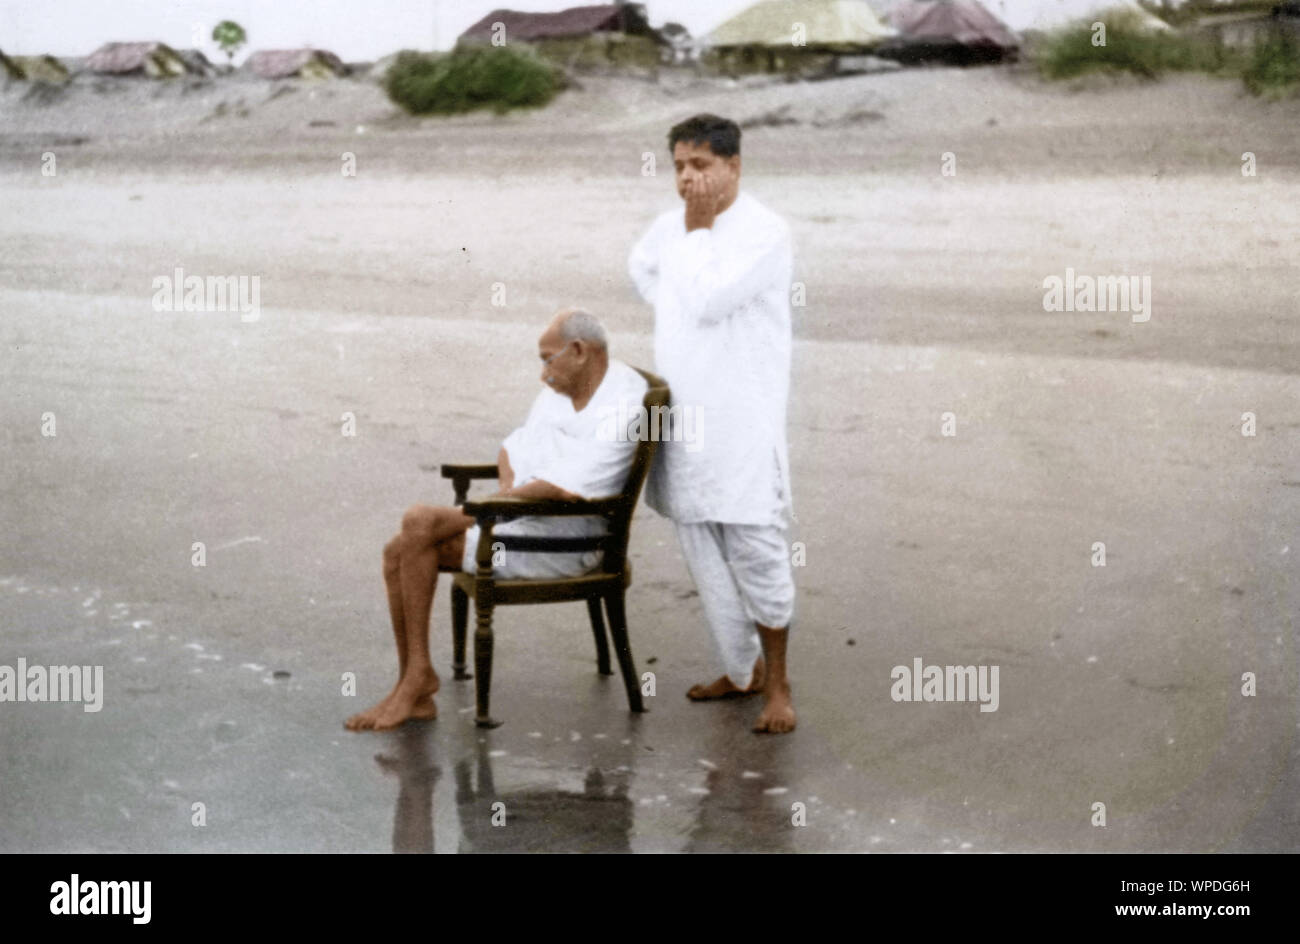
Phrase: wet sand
[{"left": 1, "top": 65, "right": 1297, "bottom": 852}]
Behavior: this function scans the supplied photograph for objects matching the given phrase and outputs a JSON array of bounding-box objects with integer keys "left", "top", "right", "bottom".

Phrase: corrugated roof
[
  {"left": 707, "top": 0, "right": 896, "bottom": 48},
  {"left": 85, "top": 41, "right": 190, "bottom": 75},
  {"left": 459, "top": 4, "right": 660, "bottom": 43}
]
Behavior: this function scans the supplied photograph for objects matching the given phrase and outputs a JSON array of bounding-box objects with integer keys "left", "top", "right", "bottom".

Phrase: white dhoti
[{"left": 674, "top": 522, "right": 795, "bottom": 690}]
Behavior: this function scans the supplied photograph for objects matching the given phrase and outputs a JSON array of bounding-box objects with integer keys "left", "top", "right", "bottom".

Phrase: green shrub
[
  {"left": 384, "top": 45, "right": 560, "bottom": 115},
  {"left": 1036, "top": 14, "right": 1239, "bottom": 80},
  {"left": 1242, "top": 30, "right": 1300, "bottom": 96}
]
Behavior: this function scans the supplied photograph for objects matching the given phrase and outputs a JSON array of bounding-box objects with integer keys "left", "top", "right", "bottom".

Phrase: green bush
[
  {"left": 1036, "top": 14, "right": 1239, "bottom": 80},
  {"left": 1242, "top": 31, "right": 1300, "bottom": 96},
  {"left": 384, "top": 45, "right": 560, "bottom": 115}
]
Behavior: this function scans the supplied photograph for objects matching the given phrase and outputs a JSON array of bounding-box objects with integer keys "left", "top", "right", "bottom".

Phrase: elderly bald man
[{"left": 346, "top": 309, "right": 648, "bottom": 731}]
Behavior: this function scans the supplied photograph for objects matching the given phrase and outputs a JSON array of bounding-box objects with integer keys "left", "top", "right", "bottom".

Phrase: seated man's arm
[
  {"left": 496, "top": 478, "right": 581, "bottom": 502},
  {"left": 497, "top": 447, "right": 515, "bottom": 492},
  {"left": 491, "top": 445, "right": 578, "bottom": 502}
]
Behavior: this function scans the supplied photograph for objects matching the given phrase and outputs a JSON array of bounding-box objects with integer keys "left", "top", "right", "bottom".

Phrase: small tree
[{"left": 212, "top": 20, "right": 247, "bottom": 66}]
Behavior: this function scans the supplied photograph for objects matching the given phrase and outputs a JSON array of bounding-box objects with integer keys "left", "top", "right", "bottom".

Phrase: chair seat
[{"left": 451, "top": 563, "right": 631, "bottom": 606}]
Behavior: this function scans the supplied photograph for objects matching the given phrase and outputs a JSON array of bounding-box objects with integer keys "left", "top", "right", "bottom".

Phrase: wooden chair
[{"left": 440, "top": 367, "right": 670, "bottom": 728}]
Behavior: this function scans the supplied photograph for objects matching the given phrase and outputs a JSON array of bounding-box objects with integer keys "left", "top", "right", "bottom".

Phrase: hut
[
  {"left": 1192, "top": 3, "right": 1300, "bottom": 50},
  {"left": 705, "top": 0, "right": 897, "bottom": 75},
  {"left": 244, "top": 49, "right": 348, "bottom": 79},
  {"left": 881, "top": 0, "right": 1020, "bottom": 64},
  {"left": 458, "top": 4, "right": 668, "bottom": 69},
  {"left": 12, "top": 55, "right": 71, "bottom": 82},
  {"left": 85, "top": 42, "right": 193, "bottom": 77}
]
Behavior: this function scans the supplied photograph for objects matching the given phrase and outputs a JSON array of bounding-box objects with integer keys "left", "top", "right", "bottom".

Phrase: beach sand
[{"left": 1, "top": 65, "right": 1297, "bottom": 851}]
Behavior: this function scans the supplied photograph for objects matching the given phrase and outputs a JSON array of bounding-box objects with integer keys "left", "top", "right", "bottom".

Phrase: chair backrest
[{"left": 600, "top": 366, "right": 670, "bottom": 574}]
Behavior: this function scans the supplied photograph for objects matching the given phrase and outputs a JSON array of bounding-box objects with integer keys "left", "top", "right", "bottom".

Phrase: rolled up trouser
[{"left": 674, "top": 521, "right": 795, "bottom": 690}]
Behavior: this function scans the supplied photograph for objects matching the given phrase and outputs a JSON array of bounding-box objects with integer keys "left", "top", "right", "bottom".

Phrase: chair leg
[
  {"left": 604, "top": 591, "right": 645, "bottom": 713},
  {"left": 587, "top": 596, "right": 612, "bottom": 676},
  {"left": 451, "top": 584, "right": 471, "bottom": 680},
  {"left": 473, "top": 603, "right": 501, "bottom": 728}
]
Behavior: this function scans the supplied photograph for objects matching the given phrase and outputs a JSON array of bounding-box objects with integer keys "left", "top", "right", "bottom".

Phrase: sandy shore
[{"left": 1, "top": 65, "right": 1297, "bottom": 852}]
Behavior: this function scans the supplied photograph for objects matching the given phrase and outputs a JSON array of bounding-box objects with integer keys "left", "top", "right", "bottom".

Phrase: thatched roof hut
[
  {"left": 708, "top": 0, "right": 896, "bottom": 50},
  {"left": 245, "top": 48, "right": 348, "bottom": 79},
  {"left": 85, "top": 41, "right": 193, "bottom": 77}
]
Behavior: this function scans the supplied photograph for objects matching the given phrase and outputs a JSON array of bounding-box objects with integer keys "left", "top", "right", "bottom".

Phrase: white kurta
[
  {"left": 461, "top": 359, "right": 648, "bottom": 578},
  {"left": 628, "top": 190, "right": 794, "bottom": 527}
]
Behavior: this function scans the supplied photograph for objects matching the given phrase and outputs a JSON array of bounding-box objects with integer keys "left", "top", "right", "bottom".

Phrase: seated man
[{"left": 345, "top": 308, "right": 648, "bottom": 731}]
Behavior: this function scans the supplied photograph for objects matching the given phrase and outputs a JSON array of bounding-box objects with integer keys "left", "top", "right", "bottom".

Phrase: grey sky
[{"left": 0, "top": 0, "right": 758, "bottom": 60}]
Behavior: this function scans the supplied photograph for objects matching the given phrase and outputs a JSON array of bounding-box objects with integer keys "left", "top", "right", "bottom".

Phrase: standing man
[{"left": 628, "top": 114, "right": 796, "bottom": 734}]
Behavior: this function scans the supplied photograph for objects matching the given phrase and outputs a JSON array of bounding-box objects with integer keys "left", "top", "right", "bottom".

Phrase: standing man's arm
[{"left": 628, "top": 219, "right": 661, "bottom": 304}]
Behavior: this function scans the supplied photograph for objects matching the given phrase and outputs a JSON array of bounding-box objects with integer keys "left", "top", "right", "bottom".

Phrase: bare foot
[
  {"left": 753, "top": 682, "right": 796, "bottom": 734},
  {"left": 368, "top": 673, "right": 440, "bottom": 730},
  {"left": 344, "top": 672, "right": 440, "bottom": 731},
  {"left": 687, "top": 658, "right": 764, "bottom": 701}
]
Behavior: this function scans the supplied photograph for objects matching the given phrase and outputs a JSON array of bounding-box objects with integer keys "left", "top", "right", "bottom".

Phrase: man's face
[
  {"left": 538, "top": 324, "right": 581, "bottom": 398},
  {"left": 672, "top": 140, "right": 740, "bottom": 204}
]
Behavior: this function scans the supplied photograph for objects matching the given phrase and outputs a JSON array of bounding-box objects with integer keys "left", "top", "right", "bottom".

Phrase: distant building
[
  {"left": 458, "top": 4, "right": 668, "bottom": 69},
  {"left": 1193, "top": 3, "right": 1300, "bottom": 48},
  {"left": 244, "top": 49, "right": 349, "bottom": 80},
  {"left": 85, "top": 42, "right": 194, "bottom": 78},
  {"left": 704, "top": 0, "right": 897, "bottom": 75},
  {"left": 880, "top": 0, "right": 1020, "bottom": 65},
  {"left": 459, "top": 4, "right": 662, "bottom": 44}
]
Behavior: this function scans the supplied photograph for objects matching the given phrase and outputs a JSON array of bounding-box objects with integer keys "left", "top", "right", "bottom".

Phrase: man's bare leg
[
  {"left": 753, "top": 623, "right": 795, "bottom": 733},
  {"left": 345, "top": 538, "right": 419, "bottom": 730},
  {"left": 346, "top": 505, "right": 471, "bottom": 731},
  {"left": 686, "top": 657, "right": 765, "bottom": 701}
]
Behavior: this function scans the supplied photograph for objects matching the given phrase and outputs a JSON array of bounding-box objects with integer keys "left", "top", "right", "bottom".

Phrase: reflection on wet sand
[
  {"left": 376, "top": 725, "right": 440, "bottom": 854},
  {"left": 377, "top": 717, "right": 805, "bottom": 853}
]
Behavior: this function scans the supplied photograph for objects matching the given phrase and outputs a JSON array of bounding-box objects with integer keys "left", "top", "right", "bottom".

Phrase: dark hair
[{"left": 667, "top": 114, "right": 741, "bottom": 159}]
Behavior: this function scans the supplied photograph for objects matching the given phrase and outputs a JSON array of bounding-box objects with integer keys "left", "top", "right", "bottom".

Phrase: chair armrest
[
  {"left": 440, "top": 463, "right": 499, "bottom": 504},
  {"left": 461, "top": 495, "right": 623, "bottom": 519},
  {"left": 440, "top": 464, "right": 499, "bottom": 479}
]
